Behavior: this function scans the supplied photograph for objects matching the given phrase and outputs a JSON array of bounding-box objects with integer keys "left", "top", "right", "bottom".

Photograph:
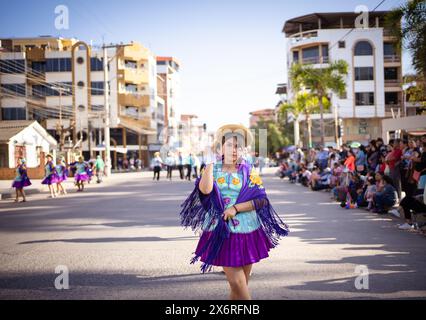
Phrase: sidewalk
[{"left": 0, "top": 170, "right": 154, "bottom": 200}]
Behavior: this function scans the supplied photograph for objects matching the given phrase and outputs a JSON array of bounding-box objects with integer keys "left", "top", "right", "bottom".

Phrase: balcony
[
  {"left": 384, "top": 55, "right": 401, "bottom": 63},
  {"left": 117, "top": 68, "right": 148, "bottom": 84},
  {"left": 385, "top": 104, "right": 402, "bottom": 117},
  {"left": 119, "top": 93, "right": 150, "bottom": 107},
  {"left": 289, "top": 30, "right": 318, "bottom": 45},
  {"left": 297, "top": 56, "right": 329, "bottom": 65},
  {"left": 384, "top": 79, "right": 401, "bottom": 87}
]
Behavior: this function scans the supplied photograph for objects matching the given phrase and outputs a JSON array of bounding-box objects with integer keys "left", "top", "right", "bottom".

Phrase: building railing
[
  {"left": 384, "top": 104, "right": 402, "bottom": 116},
  {"left": 300, "top": 56, "right": 329, "bottom": 65},
  {"left": 384, "top": 79, "right": 401, "bottom": 86},
  {"left": 289, "top": 30, "right": 318, "bottom": 44},
  {"left": 384, "top": 55, "right": 401, "bottom": 62}
]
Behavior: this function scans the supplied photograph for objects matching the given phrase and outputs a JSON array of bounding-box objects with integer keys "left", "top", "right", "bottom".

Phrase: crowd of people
[
  {"left": 148, "top": 149, "right": 269, "bottom": 181},
  {"left": 278, "top": 136, "right": 426, "bottom": 231},
  {"left": 11, "top": 154, "right": 105, "bottom": 202}
]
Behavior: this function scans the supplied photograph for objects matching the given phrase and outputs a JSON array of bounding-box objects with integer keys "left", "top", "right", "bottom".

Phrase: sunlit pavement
[{"left": 0, "top": 169, "right": 425, "bottom": 300}]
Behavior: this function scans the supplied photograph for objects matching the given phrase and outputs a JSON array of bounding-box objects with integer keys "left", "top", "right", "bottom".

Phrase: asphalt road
[{"left": 0, "top": 169, "right": 425, "bottom": 299}]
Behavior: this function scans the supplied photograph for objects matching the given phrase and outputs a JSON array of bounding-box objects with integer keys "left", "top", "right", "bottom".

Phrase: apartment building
[
  {"left": 0, "top": 37, "right": 158, "bottom": 166},
  {"left": 282, "top": 11, "right": 403, "bottom": 145},
  {"left": 156, "top": 56, "right": 181, "bottom": 151}
]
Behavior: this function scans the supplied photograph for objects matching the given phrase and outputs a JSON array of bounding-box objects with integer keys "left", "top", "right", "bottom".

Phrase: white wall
[
  {"left": 8, "top": 126, "right": 51, "bottom": 168},
  {"left": 287, "top": 26, "right": 386, "bottom": 120}
]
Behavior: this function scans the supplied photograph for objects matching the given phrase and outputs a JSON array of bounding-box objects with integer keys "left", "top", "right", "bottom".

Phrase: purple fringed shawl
[{"left": 179, "top": 161, "right": 289, "bottom": 273}]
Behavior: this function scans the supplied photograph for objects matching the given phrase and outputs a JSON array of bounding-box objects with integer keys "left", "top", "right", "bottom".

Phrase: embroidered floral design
[
  {"left": 217, "top": 176, "right": 226, "bottom": 184},
  {"left": 249, "top": 168, "right": 264, "bottom": 189},
  {"left": 231, "top": 177, "right": 240, "bottom": 185}
]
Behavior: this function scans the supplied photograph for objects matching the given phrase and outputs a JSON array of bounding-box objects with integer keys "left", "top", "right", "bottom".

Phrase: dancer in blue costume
[{"left": 180, "top": 124, "right": 289, "bottom": 300}]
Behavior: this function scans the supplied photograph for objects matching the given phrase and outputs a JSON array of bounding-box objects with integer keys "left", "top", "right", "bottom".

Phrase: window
[
  {"left": 354, "top": 41, "right": 373, "bottom": 56},
  {"left": 384, "top": 67, "right": 398, "bottom": 80},
  {"left": 156, "top": 61, "right": 166, "bottom": 65},
  {"left": 338, "top": 41, "right": 345, "bottom": 48},
  {"left": 1, "top": 107, "right": 26, "bottom": 120},
  {"left": 32, "top": 61, "right": 46, "bottom": 74},
  {"left": 125, "top": 60, "right": 137, "bottom": 69},
  {"left": 32, "top": 83, "right": 72, "bottom": 97},
  {"left": 1, "top": 84, "right": 26, "bottom": 95},
  {"left": 385, "top": 92, "right": 399, "bottom": 105},
  {"left": 45, "top": 58, "right": 72, "bottom": 72},
  {"left": 355, "top": 67, "right": 374, "bottom": 80},
  {"left": 125, "top": 83, "right": 137, "bottom": 94},
  {"left": 322, "top": 44, "right": 329, "bottom": 59},
  {"left": 355, "top": 92, "right": 374, "bottom": 105},
  {"left": 91, "top": 105, "right": 104, "bottom": 111},
  {"left": 90, "top": 57, "right": 103, "bottom": 71},
  {"left": 383, "top": 43, "right": 397, "bottom": 56},
  {"left": 0, "top": 59, "right": 25, "bottom": 73},
  {"left": 91, "top": 82, "right": 104, "bottom": 95},
  {"left": 292, "top": 51, "right": 299, "bottom": 63},
  {"left": 302, "top": 46, "right": 320, "bottom": 64}
]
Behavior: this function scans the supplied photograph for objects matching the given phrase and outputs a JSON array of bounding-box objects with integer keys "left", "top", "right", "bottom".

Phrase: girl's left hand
[{"left": 223, "top": 207, "right": 237, "bottom": 221}]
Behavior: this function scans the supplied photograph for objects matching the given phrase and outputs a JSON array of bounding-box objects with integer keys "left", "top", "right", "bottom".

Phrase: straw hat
[{"left": 213, "top": 123, "right": 254, "bottom": 153}]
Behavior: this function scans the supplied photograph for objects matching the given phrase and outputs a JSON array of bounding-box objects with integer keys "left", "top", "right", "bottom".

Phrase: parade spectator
[
  {"left": 355, "top": 145, "right": 368, "bottom": 174},
  {"left": 373, "top": 175, "right": 397, "bottom": 214},
  {"left": 386, "top": 139, "right": 403, "bottom": 201},
  {"left": 165, "top": 152, "right": 175, "bottom": 181},
  {"left": 344, "top": 150, "right": 356, "bottom": 172},
  {"left": 95, "top": 155, "right": 105, "bottom": 183},
  {"left": 151, "top": 152, "right": 163, "bottom": 181},
  {"left": 177, "top": 151, "right": 184, "bottom": 180}
]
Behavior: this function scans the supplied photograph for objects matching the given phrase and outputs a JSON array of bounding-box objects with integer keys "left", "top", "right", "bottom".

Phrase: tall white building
[
  {"left": 282, "top": 11, "right": 403, "bottom": 145},
  {"left": 156, "top": 56, "right": 181, "bottom": 151}
]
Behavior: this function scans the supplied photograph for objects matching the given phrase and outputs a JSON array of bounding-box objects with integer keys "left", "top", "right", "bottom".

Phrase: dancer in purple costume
[
  {"left": 41, "top": 154, "right": 59, "bottom": 198},
  {"left": 180, "top": 124, "right": 289, "bottom": 300},
  {"left": 55, "top": 157, "right": 68, "bottom": 195},
  {"left": 11, "top": 158, "right": 31, "bottom": 202}
]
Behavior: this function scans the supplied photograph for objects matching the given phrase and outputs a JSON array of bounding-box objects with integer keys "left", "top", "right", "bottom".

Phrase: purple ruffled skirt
[
  {"left": 41, "top": 175, "right": 59, "bottom": 185},
  {"left": 195, "top": 228, "right": 274, "bottom": 267},
  {"left": 12, "top": 179, "right": 32, "bottom": 189},
  {"left": 74, "top": 173, "right": 90, "bottom": 182}
]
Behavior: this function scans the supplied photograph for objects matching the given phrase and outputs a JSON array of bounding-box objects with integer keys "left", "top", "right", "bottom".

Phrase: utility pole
[{"left": 102, "top": 42, "right": 133, "bottom": 177}]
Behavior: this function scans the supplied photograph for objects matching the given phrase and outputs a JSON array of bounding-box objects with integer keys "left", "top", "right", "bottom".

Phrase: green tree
[
  {"left": 290, "top": 60, "right": 348, "bottom": 146},
  {"left": 251, "top": 118, "right": 290, "bottom": 158},
  {"left": 386, "top": 0, "right": 426, "bottom": 84},
  {"left": 279, "top": 92, "right": 322, "bottom": 148}
]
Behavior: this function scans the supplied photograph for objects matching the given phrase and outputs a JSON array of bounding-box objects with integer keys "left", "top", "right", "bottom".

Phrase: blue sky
[{"left": 0, "top": 0, "right": 410, "bottom": 131}]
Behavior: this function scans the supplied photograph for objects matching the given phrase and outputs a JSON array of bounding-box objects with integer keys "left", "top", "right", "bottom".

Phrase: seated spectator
[
  {"left": 312, "top": 167, "right": 332, "bottom": 191},
  {"left": 398, "top": 192, "right": 426, "bottom": 230},
  {"left": 308, "top": 167, "right": 321, "bottom": 188},
  {"left": 299, "top": 166, "right": 312, "bottom": 187},
  {"left": 330, "top": 163, "right": 343, "bottom": 188},
  {"left": 373, "top": 175, "right": 397, "bottom": 214}
]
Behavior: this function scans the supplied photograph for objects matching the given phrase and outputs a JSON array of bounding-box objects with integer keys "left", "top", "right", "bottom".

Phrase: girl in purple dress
[
  {"left": 12, "top": 158, "right": 31, "bottom": 202},
  {"left": 41, "top": 154, "right": 58, "bottom": 198},
  {"left": 55, "top": 158, "right": 68, "bottom": 196},
  {"left": 73, "top": 156, "right": 90, "bottom": 192},
  {"left": 180, "top": 124, "right": 289, "bottom": 300}
]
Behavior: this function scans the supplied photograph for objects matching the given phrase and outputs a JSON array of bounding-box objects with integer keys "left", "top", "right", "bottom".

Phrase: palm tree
[
  {"left": 290, "top": 60, "right": 348, "bottom": 146},
  {"left": 385, "top": 0, "right": 426, "bottom": 84},
  {"left": 280, "top": 92, "right": 321, "bottom": 148}
]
